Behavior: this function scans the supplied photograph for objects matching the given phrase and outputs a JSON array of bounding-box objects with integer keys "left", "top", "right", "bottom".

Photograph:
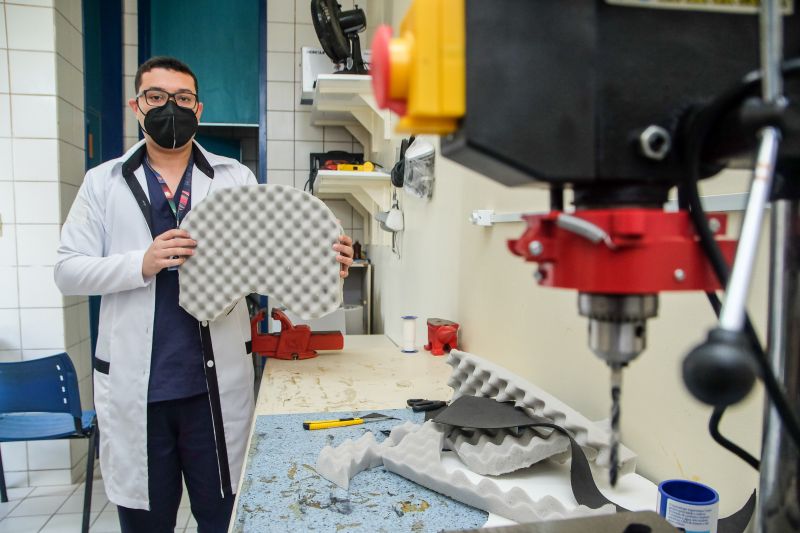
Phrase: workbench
[{"left": 231, "top": 335, "right": 657, "bottom": 532}]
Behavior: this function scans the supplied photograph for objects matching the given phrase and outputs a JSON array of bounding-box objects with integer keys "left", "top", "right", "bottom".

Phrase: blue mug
[{"left": 657, "top": 479, "right": 720, "bottom": 533}]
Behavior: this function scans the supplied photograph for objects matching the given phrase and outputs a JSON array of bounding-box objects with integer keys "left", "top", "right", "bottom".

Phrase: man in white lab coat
[{"left": 55, "top": 56, "right": 354, "bottom": 532}]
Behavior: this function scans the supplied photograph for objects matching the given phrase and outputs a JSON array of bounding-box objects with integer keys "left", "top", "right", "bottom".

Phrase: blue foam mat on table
[{"left": 232, "top": 408, "right": 488, "bottom": 533}]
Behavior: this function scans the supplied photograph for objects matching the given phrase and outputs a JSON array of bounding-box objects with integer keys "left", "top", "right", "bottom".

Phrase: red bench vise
[
  {"left": 424, "top": 318, "right": 459, "bottom": 356},
  {"left": 250, "top": 308, "right": 344, "bottom": 360}
]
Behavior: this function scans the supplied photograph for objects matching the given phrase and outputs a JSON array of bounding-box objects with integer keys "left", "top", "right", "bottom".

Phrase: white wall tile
[
  {"left": 56, "top": 54, "right": 83, "bottom": 111},
  {"left": 123, "top": 75, "right": 135, "bottom": 99},
  {"left": 294, "top": 170, "right": 310, "bottom": 190},
  {"left": 124, "top": 107, "right": 139, "bottom": 138},
  {"left": 294, "top": 140, "right": 323, "bottom": 170},
  {"left": 295, "top": 23, "right": 319, "bottom": 51},
  {"left": 0, "top": 266, "right": 20, "bottom": 308},
  {"left": 0, "top": 224, "right": 17, "bottom": 266},
  {"left": 18, "top": 266, "right": 61, "bottom": 308},
  {"left": 323, "top": 126, "right": 354, "bottom": 143},
  {"left": 10, "top": 0, "right": 54, "bottom": 6},
  {"left": 8, "top": 50, "right": 56, "bottom": 95},
  {"left": 11, "top": 95, "right": 57, "bottom": 138},
  {"left": 266, "top": 110, "right": 294, "bottom": 140},
  {"left": 12, "top": 139, "right": 59, "bottom": 181},
  {"left": 54, "top": 10, "right": 82, "bottom": 72},
  {"left": 0, "top": 138, "right": 12, "bottom": 180},
  {"left": 323, "top": 140, "right": 353, "bottom": 153},
  {"left": 16, "top": 225, "right": 59, "bottom": 265},
  {"left": 123, "top": 13, "right": 137, "bottom": 45},
  {"left": 0, "top": 182, "right": 16, "bottom": 223},
  {"left": 267, "top": 52, "right": 294, "bottom": 82},
  {"left": 123, "top": 44, "right": 137, "bottom": 79},
  {"left": 267, "top": 22, "right": 294, "bottom": 53},
  {"left": 0, "top": 94, "right": 11, "bottom": 137},
  {"left": 62, "top": 302, "right": 81, "bottom": 348},
  {"left": 0, "top": 7, "right": 7, "bottom": 49},
  {"left": 58, "top": 182, "right": 77, "bottom": 224},
  {"left": 6, "top": 5, "right": 55, "bottom": 51},
  {"left": 0, "top": 50, "right": 9, "bottom": 93},
  {"left": 2, "top": 471, "right": 30, "bottom": 489},
  {"left": 268, "top": 0, "right": 294, "bottom": 23},
  {"left": 0, "top": 308, "right": 21, "bottom": 349},
  {"left": 0, "top": 442, "right": 28, "bottom": 472},
  {"left": 124, "top": 136, "right": 139, "bottom": 151},
  {"left": 21, "top": 348, "right": 61, "bottom": 359},
  {"left": 266, "top": 81, "right": 294, "bottom": 111},
  {"left": 56, "top": 99, "right": 84, "bottom": 148},
  {"left": 27, "top": 440, "right": 70, "bottom": 470},
  {"left": 294, "top": 111, "right": 323, "bottom": 141},
  {"left": 266, "top": 140, "right": 294, "bottom": 170},
  {"left": 294, "top": 81, "right": 311, "bottom": 110},
  {"left": 295, "top": 0, "right": 312, "bottom": 24},
  {"left": 14, "top": 182, "right": 60, "bottom": 224},
  {"left": 0, "top": 350, "right": 23, "bottom": 362},
  {"left": 26, "top": 468, "right": 72, "bottom": 486},
  {"left": 77, "top": 301, "right": 88, "bottom": 342},
  {"left": 266, "top": 170, "right": 294, "bottom": 187},
  {"left": 57, "top": 0, "right": 83, "bottom": 34},
  {"left": 58, "top": 140, "right": 84, "bottom": 186},
  {"left": 20, "top": 307, "right": 64, "bottom": 350}
]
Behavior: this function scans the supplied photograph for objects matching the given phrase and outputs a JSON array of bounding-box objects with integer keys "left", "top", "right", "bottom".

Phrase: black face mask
[{"left": 141, "top": 100, "right": 199, "bottom": 149}]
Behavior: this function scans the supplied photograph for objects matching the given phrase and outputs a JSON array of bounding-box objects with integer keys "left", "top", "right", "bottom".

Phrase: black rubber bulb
[{"left": 683, "top": 328, "right": 758, "bottom": 407}]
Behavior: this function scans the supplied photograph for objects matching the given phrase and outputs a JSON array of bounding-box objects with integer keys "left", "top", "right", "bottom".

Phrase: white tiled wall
[
  {"left": 0, "top": 0, "right": 91, "bottom": 488},
  {"left": 266, "top": 0, "right": 364, "bottom": 244},
  {"left": 122, "top": 0, "right": 138, "bottom": 151}
]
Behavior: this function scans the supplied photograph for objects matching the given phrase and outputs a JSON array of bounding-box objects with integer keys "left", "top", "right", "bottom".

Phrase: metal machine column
[{"left": 760, "top": 198, "right": 800, "bottom": 531}]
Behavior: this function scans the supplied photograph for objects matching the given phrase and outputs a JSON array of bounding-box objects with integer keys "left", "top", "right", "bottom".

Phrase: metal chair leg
[
  {"left": 82, "top": 430, "right": 97, "bottom": 533},
  {"left": 0, "top": 445, "right": 8, "bottom": 503}
]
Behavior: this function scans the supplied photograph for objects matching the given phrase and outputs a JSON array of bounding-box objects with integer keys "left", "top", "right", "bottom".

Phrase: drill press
[{"left": 371, "top": 0, "right": 800, "bottom": 527}]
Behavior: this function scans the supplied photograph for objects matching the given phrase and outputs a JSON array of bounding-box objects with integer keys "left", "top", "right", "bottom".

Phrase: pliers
[{"left": 406, "top": 398, "right": 448, "bottom": 412}]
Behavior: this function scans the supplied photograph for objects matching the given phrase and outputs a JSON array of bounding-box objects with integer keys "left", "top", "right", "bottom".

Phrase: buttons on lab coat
[{"left": 207, "top": 360, "right": 214, "bottom": 368}]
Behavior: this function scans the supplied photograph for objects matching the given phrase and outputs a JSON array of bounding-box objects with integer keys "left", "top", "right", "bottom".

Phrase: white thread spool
[{"left": 401, "top": 316, "right": 418, "bottom": 353}]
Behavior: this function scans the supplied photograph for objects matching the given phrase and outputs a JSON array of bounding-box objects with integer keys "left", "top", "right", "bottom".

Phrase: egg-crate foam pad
[
  {"left": 446, "top": 350, "right": 637, "bottom": 476},
  {"left": 178, "top": 184, "right": 343, "bottom": 322}
]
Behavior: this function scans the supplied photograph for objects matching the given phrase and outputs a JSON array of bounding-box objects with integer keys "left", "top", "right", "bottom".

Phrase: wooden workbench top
[{"left": 255, "top": 334, "right": 455, "bottom": 416}]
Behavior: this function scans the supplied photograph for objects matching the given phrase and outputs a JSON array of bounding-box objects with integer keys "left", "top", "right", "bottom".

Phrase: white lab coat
[{"left": 55, "top": 140, "right": 256, "bottom": 510}]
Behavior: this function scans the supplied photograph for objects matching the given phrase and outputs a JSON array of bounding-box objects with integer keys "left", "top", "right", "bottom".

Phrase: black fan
[{"left": 311, "top": 0, "right": 368, "bottom": 74}]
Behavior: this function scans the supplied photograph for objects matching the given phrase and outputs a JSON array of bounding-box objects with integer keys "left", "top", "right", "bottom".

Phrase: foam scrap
[{"left": 446, "top": 350, "right": 637, "bottom": 476}]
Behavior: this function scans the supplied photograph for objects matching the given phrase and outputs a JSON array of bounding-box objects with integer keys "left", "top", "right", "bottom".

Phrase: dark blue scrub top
[{"left": 143, "top": 155, "right": 207, "bottom": 403}]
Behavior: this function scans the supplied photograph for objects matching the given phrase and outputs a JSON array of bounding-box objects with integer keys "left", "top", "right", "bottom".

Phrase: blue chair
[{"left": 0, "top": 353, "right": 98, "bottom": 533}]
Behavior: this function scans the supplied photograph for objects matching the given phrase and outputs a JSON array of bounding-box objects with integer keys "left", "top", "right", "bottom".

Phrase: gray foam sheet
[
  {"left": 446, "top": 350, "right": 637, "bottom": 476},
  {"left": 314, "top": 421, "right": 417, "bottom": 490},
  {"left": 380, "top": 421, "right": 616, "bottom": 524},
  {"left": 445, "top": 427, "right": 571, "bottom": 476},
  {"left": 178, "top": 184, "right": 343, "bottom": 322}
]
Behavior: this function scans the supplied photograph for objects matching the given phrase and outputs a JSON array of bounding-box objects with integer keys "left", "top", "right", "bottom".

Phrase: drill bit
[{"left": 609, "top": 365, "right": 623, "bottom": 487}]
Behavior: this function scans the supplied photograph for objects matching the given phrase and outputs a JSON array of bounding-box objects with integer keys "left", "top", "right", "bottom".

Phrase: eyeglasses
[{"left": 137, "top": 89, "right": 198, "bottom": 109}]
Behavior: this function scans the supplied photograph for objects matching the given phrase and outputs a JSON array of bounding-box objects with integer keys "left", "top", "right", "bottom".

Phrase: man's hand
[
  {"left": 334, "top": 234, "right": 354, "bottom": 279},
  {"left": 142, "top": 229, "right": 197, "bottom": 278}
]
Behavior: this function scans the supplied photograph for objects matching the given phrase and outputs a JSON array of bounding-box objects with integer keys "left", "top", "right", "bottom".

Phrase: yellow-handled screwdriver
[{"left": 302, "top": 413, "right": 395, "bottom": 430}]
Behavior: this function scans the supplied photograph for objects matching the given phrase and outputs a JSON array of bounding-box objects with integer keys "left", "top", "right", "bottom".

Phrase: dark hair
[{"left": 134, "top": 56, "right": 199, "bottom": 95}]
